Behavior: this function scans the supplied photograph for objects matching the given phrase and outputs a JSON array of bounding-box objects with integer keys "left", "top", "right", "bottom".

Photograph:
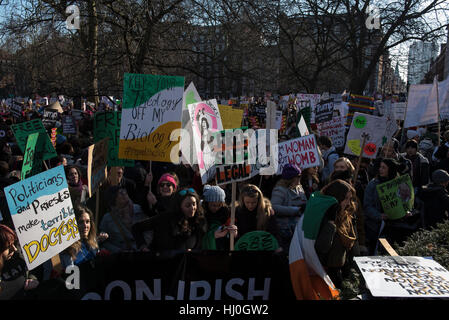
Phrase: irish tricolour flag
[{"left": 289, "top": 191, "right": 340, "bottom": 300}]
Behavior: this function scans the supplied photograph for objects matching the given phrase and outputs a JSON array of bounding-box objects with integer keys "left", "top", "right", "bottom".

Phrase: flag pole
[{"left": 435, "top": 76, "right": 441, "bottom": 147}]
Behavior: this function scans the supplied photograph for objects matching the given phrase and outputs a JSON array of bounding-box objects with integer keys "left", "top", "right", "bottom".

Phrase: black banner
[{"left": 30, "top": 251, "right": 295, "bottom": 301}]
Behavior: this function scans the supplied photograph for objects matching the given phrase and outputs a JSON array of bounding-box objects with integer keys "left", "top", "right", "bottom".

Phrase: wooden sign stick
[
  {"left": 352, "top": 134, "right": 368, "bottom": 185},
  {"left": 230, "top": 182, "right": 237, "bottom": 251}
]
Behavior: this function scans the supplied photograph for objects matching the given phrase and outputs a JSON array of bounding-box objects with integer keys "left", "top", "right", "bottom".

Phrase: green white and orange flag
[{"left": 289, "top": 191, "right": 340, "bottom": 300}]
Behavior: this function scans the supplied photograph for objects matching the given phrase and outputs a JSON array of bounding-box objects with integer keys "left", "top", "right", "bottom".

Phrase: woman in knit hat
[
  {"left": 270, "top": 163, "right": 308, "bottom": 251},
  {"left": 145, "top": 172, "right": 179, "bottom": 217},
  {"left": 201, "top": 185, "right": 238, "bottom": 250}
]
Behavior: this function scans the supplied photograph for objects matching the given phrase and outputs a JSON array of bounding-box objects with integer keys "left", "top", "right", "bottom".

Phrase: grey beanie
[
  {"left": 202, "top": 185, "right": 226, "bottom": 203},
  {"left": 432, "top": 169, "right": 449, "bottom": 184}
]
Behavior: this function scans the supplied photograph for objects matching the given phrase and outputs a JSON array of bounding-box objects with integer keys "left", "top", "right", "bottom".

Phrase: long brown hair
[
  {"left": 64, "top": 205, "right": 99, "bottom": 260},
  {"left": 238, "top": 184, "right": 273, "bottom": 231},
  {"left": 321, "top": 179, "right": 357, "bottom": 248}
]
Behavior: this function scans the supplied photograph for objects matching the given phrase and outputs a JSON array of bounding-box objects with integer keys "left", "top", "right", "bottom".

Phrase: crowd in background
[{"left": 1, "top": 95, "right": 449, "bottom": 300}]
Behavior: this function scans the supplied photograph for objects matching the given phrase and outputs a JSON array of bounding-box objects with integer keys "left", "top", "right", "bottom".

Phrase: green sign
[
  {"left": 235, "top": 231, "right": 279, "bottom": 251},
  {"left": 21, "top": 132, "right": 43, "bottom": 180},
  {"left": 11, "top": 119, "right": 57, "bottom": 161},
  {"left": 94, "top": 111, "right": 134, "bottom": 167},
  {"left": 376, "top": 174, "right": 414, "bottom": 220}
]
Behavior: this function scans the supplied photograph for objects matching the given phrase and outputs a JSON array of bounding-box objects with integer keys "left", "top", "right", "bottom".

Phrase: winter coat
[
  {"left": 270, "top": 184, "right": 307, "bottom": 250},
  {"left": 99, "top": 204, "right": 147, "bottom": 253},
  {"left": 363, "top": 178, "right": 384, "bottom": 248},
  {"left": 418, "top": 183, "right": 449, "bottom": 229},
  {"left": 132, "top": 210, "right": 208, "bottom": 252},
  {"left": 400, "top": 152, "right": 429, "bottom": 190}
]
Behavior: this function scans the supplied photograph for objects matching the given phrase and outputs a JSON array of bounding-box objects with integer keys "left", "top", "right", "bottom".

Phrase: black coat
[
  {"left": 418, "top": 183, "right": 449, "bottom": 229},
  {"left": 132, "top": 211, "right": 208, "bottom": 252}
]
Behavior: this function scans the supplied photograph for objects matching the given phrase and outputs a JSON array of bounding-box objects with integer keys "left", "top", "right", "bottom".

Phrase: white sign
[
  {"left": 276, "top": 135, "right": 320, "bottom": 175},
  {"left": 4, "top": 165, "right": 80, "bottom": 270},
  {"left": 189, "top": 99, "right": 223, "bottom": 184},
  {"left": 344, "top": 112, "right": 394, "bottom": 159},
  {"left": 297, "top": 115, "right": 309, "bottom": 137},
  {"left": 355, "top": 256, "right": 449, "bottom": 298},
  {"left": 317, "top": 116, "right": 346, "bottom": 148},
  {"left": 404, "top": 78, "right": 449, "bottom": 128}
]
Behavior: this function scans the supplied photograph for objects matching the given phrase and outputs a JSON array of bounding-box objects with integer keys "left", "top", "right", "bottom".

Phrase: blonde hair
[
  {"left": 238, "top": 184, "right": 273, "bottom": 231},
  {"left": 334, "top": 157, "right": 355, "bottom": 175}
]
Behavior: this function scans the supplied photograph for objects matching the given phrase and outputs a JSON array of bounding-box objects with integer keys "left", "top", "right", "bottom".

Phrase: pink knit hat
[{"left": 158, "top": 173, "right": 177, "bottom": 189}]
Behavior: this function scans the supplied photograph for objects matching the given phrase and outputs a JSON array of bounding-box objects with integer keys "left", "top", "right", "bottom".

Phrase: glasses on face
[
  {"left": 160, "top": 182, "right": 173, "bottom": 188},
  {"left": 178, "top": 188, "right": 195, "bottom": 196}
]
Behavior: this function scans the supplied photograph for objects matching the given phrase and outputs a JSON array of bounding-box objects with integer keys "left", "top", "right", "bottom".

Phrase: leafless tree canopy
[{"left": 0, "top": 0, "right": 448, "bottom": 100}]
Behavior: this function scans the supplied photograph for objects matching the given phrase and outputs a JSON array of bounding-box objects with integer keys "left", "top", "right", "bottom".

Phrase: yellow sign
[{"left": 218, "top": 105, "right": 243, "bottom": 129}]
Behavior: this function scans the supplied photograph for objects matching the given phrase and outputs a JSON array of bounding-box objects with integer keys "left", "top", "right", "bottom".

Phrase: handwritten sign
[
  {"left": 119, "top": 73, "right": 185, "bottom": 161},
  {"left": 94, "top": 112, "right": 134, "bottom": 167},
  {"left": 316, "top": 116, "right": 346, "bottom": 148},
  {"left": 355, "top": 256, "right": 449, "bottom": 298},
  {"left": 376, "top": 174, "right": 414, "bottom": 220},
  {"left": 11, "top": 119, "right": 57, "bottom": 161},
  {"left": 4, "top": 165, "right": 80, "bottom": 270},
  {"left": 87, "top": 138, "right": 109, "bottom": 197},
  {"left": 21, "top": 132, "right": 43, "bottom": 180},
  {"left": 218, "top": 105, "right": 244, "bottom": 130},
  {"left": 276, "top": 135, "right": 320, "bottom": 174},
  {"left": 343, "top": 112, "right": 390, "bottom": 159}
]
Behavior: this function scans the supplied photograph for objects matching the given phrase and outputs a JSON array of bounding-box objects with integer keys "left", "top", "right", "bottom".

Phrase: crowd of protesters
[{"left": 1, "top": 95, "right": 449, "bottom": 300}]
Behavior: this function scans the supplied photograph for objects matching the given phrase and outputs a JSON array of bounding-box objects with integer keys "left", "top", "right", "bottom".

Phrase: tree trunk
[{"left": 88, "top": 0, "right": 99, "bottom": 107}]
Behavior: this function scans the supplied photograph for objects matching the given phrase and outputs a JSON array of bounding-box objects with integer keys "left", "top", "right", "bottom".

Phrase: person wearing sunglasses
[
  {"left": 132, "top": 188, "right": 207, "bottom": 253},
  {"left": 144, "top": 172, "right": 179, "bottom": 217}
]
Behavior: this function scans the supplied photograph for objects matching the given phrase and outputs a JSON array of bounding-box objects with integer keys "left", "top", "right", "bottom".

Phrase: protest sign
[
  {"left": 235, "top": 231, "right": 279, "bottom": 251},
  {"left": 94, "top": 111, "right": 134, "bottom": 167},
  {"left": 404, "top": 78, "right": 449, "bottom": 127},
  {"left": 355, "top": 256, "right": 449, "bottom": 298},
  {"left": 275, "top": 111, "right": 283, "bottom": 130},
  {"left": 42, "top": 109, "right": 59, "bottom": 129},
  {"left": 276, "top": 135, "right": 320, "bottom": 174},
  {"left": 189, "top": 99, "right": 223, "bottom": 184},
  {"left": 316, "top": 116, "right": 346, "bottom": 148},
  {"left": 393, "top": 102, "right": 406, "bottom": 121},
  {"left": 218, "top": 105, "right": 244, "bottom": 130},
  {"left": 376, "top": 174, "right": 414, "bottom": 220},
  {"left": 315, "top": 99, "right": 334, "bottom": 124},
  {"left": 213, "top": 127, "right": 253, "bottom": 185},
  {"left": 296, "top": 93, "right": 320, "bottom": 124},
  {"left": 265, "top": 100, "right": 277, "bottom": 130},
  {"left": 297, "top": 115, "right": 309, "bottom": 137},
  {"left": 10, "top": 103, "right": 23, "bottom": 119},
  {"left": 119, "top": 73, "right": 185, "bottom": 162},
  {"left": 11, "top": 119, "right": 57, "bottom": 161},
  {"left": 181, "top": 82, "right": 202, "bottom": 165},
  {"left": 62, "top": 115, "right": 77, "bottom": 135},
  {"left": 87, "top": 137, "right": 109, "bottom": 198},
  {"left": 21, "top": 132, "right": 43, "bottom": 180},
  {"left": 4, "top": 165, "right": 80, "bottom": 270},
  {"left": 344, "top": 112, "right": 393, "bottom": 159}
]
